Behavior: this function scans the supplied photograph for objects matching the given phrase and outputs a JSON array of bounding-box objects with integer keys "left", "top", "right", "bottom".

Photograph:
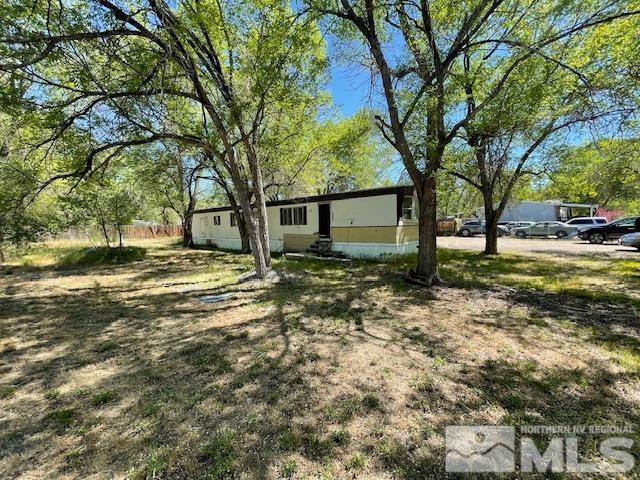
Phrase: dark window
[
  {"left": 230, "top": 212, "right": 237, "bottom": 226},
  {"left": 614, "top": 217, "right": 635, "bottom": 227},
  {"left": 280, "top": 206, "right": 307, "bottom": 225},
  {"left": 596, "top": 219, "right": 607, "bottom": 224},
  {"left": 213, "top": 215, "right": 221, "bottom": 226},
  {"left": 570, "top": 219, "right": 591, "bottom": 225}
]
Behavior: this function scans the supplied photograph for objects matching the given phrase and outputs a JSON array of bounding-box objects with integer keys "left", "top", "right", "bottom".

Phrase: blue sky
[
  {"left": 327, "top": 61, "right": 371, "bottom": 117},
  {"left": 326, "top": 56, "right": 412, "bottom": 183},
  {"left": 327, "top": 60, "right": 411, "bottom": 183}
]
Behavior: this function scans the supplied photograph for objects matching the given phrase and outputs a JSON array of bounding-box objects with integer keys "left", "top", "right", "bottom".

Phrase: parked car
[
  {"left": 620, "top": 232, "right": 640, "bottom": 250},
  {"left": 564, "top": 217, "right": 609, "bottom": 227},
  {"left": 565, "top": 217, "right": 608, "bottom": 239},
  {"left": 458, "top": 221, "right": 509, "bottom": 237},
  {"left": 565, "top": 217, "right": 608, "bottom": 227},
  {"left": 579, "top": 216, "right": 639, "bottom": 244},
  {"left": 511, "top": 221, "right": 578, "bottom": 238},
  {"left": 503, "top": 221, "right": 536, "bottom": 230}
]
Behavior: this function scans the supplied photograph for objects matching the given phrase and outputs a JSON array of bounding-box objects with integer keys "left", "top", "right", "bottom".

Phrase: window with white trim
[
  {"left": 402, "top": 197, "right": 417, "bottom": 220},
  {"left": 213, "top": 215, "right": 221, "bottom": 226},
  {"left": 280, "top": 206, "right": 307, "bottom": 225}
]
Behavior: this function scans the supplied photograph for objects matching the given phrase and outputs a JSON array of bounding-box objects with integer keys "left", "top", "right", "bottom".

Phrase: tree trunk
[
  {"left": 254, "top": 190, "right": 271, "bottom": 266},
  {"left": 484, "top": 206, "right": 499, "bottom": 255},
  {"left": 245, "top": 148, "right": 271, "bottom": 267},
  {"left": 100, "top": 221, "right": 111, "bottom": 248},
  {"left": 242, "top": 210, "right": 267, "bottom": 278},
  {"left": 237, "top": 213, "right": 250, "bottom": 253},
  {"left": 0, "top": 246, "right": 4, "bottom": 264},
  {"left": 234, "top": 181, "right": 268, "bottom": 278},
  {"left": 182, "top": 217, "right": 193, "bottom": 247},
  {"left": 414, "top": 175, "right": 441, "bottom": 285},
  {"left": 226, "top": 191, "right": 250, "bottom": 253},
  {"left": 182, "top": 196, "right": 197, "bottom": 247}
]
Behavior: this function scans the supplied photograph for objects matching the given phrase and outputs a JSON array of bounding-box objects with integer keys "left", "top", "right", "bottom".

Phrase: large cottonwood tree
[{"left": 0, "top": 0, "right": 325, "bottom": 278}]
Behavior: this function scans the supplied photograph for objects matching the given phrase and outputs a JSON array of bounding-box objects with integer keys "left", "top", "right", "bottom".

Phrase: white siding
[
  {"left": 193, "top": 210, "right": 238, "bottom": 245},
  {"left": 332, "top": 241, "right": 418, "bottom": 259},
  {"left": 192, "top": 192, "right": 401, "bottom": 256},
  {"left": 268, "top": 202, "right": 319, "bottom": 237},
  {"left": 331, "top": 194, "right": 398, "bottom": 227}
]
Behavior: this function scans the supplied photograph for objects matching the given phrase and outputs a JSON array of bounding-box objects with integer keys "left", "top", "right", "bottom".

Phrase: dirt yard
[{"left": 1, "top": 239, "right": 639, "bottom": 479}]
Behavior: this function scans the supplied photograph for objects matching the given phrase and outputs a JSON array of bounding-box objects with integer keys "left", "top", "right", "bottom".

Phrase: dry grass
[{"left": 1, "top": 239, "right": 639, "bottom": 479}]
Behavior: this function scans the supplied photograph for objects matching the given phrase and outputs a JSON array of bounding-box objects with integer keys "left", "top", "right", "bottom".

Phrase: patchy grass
[
  {"left": 199, "top": 430, "right": 238, "bottom": 479},
  {"left": 0, "top": 385, "right": 16, "bottom": 399},
  {"left": 91, "top": 390, "right": 118, "bottom": 407},
  {"left": 43, "top": 409, "right": 77, "bottom": 430},
  {"left": 1, "top": 238, "right": 639, "bottom": 479},
  {"left": 279, "top": 458, "right": 298, "bottom": 479},
  {"left": 345, "top": 452, "right": 367, "bottom": 471},
  {"left": 401, "top": 249, "right": 640, "bottom": 307}
]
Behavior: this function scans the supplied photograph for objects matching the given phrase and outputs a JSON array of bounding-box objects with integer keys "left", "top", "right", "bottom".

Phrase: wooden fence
[
  {"left": 122, "top": 224, "right": 183, "bottom": 238},
  {"left": 436, "top": 220, "right": 456, "bottom": 236},
  {"left": 54, "top": 224, "right": 183, "bottom": 241}
]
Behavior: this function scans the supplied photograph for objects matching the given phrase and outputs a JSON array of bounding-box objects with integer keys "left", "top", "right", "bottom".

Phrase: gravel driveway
[{"left": 437, "top": 235, "right": 640, "bottom": 257}]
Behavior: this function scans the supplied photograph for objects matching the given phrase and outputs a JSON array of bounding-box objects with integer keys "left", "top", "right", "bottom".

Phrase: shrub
[{"left": 58, "top": 246, "right": 146, "bottom": 267}]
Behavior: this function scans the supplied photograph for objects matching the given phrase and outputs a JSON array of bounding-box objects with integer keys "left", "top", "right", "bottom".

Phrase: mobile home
[{"left": 193, "top": 185, "right": 420, "bottom": 258}]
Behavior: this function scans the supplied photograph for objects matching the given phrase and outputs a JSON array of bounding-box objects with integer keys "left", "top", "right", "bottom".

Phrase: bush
[{"left": 58, "top": 246, "right": 146, "bottom": 267}]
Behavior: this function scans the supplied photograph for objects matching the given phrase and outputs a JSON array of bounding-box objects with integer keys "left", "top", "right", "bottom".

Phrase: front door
[{"left": 318, "top": 203, "right": 331, "bottom": 238}]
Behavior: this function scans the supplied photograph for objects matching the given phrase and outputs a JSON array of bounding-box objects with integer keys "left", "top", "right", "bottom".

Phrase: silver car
[
  {"left": 620, "top": 232, "right": 640, "bottom": 250},
  {"left": 511, "top": 221, "right": 578, "bottom": 239},
  {"left": 458, "top": 221, "right": 509, "bottom": 237},
  {"left": 504, "top": 221, "right": 535, "bottom": 230}
]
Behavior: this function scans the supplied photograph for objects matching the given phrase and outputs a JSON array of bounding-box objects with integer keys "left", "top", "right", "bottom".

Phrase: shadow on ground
[{"left": 1, "top": 244, "right": 638, "bottom": 479}]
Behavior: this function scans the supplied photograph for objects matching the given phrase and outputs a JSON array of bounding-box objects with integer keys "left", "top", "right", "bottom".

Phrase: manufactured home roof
[{"left": 194, "top": 185, "right": 414, "bottom": 214}]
